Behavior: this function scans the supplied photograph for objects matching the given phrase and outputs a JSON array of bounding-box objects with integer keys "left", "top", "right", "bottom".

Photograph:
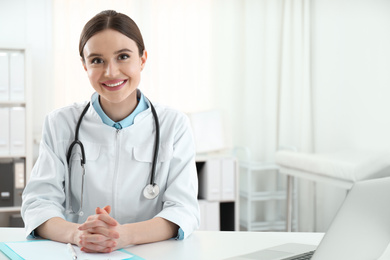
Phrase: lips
[{"left": 101, "top": 79, "right": 128, "bottom": 91}]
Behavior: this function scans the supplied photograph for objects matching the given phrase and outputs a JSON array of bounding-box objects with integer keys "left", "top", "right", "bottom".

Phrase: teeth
[{"left": 105, "top": 80, "right": 124, "bottom": 87}]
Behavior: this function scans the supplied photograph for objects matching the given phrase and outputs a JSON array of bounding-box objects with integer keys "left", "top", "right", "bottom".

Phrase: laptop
[{"left": 228, "top": 176, "right": 390, "bottom": 260}]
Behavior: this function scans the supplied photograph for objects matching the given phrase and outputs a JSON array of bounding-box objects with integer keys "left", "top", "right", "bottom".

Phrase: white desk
[{"left": 0, "top": 228, "right": 324, "bottom": 260}]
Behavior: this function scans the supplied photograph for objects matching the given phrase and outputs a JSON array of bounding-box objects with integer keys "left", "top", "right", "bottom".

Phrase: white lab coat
[{"left": 21, "top": 94, "right": 200, "bottom": 239}]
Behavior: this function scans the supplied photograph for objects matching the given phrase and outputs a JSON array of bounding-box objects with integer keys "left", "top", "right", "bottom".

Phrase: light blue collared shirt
[{"left": 91, "top": 91, "right": 148, "bottom": 129}]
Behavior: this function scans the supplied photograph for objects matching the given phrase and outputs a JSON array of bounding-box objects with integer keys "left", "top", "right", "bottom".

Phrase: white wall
[
  {"left": 0, "top": 0, "right": 53, "bottom": 160},
  {"left": 312, "top": 0, "right": 390, "bottom": 230}
]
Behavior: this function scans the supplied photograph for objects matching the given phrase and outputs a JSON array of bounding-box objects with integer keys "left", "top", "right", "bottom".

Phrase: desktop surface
[{"left": 0, "top": 228, "right": 323, "bottom": 260}]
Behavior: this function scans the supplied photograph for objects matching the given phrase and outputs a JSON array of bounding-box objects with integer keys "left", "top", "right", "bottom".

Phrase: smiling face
[{"left": 82, "top": 29, "right": 147, "bottom": 116}]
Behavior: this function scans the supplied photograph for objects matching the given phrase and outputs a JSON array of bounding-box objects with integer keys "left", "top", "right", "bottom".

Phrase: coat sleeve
[
  {"left": 154, "top": 113, "right": 200, "bottom": 239},
  {"left": 21, "top": 114, "right": 68, "bottom": 238}
]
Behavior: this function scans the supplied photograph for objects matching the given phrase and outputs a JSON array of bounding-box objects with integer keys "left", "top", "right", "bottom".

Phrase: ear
[
  {"left": 81, "top": 57, "right": 87, "bottom": 71},
  {"left": 140, "top": 50, "right": 147, "bottom": 71}
]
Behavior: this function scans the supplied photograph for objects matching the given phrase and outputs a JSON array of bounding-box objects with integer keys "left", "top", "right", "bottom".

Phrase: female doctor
[{"left": 21, "top": 10, "right": 200, "bottom": 253}]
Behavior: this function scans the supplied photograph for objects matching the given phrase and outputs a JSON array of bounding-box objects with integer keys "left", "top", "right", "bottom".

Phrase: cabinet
[
  {"left": 0, "top": 48, "right": 32, "bottom": 224},
  {"left": 239, "top": 161, "right": 296, "bottom": 231},
  {"left": 196, "top": 154, "right": 239, "bottom": 231}
]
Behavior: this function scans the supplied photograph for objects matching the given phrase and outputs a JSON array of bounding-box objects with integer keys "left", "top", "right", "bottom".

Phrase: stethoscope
[{"left": 65, "top": 99, "right": 160, "bottom": 216}]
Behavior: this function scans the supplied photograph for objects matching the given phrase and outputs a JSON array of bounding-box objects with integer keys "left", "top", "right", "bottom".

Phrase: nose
[{"left": 104, "top": 60, "right": 120, "bottom": 77}]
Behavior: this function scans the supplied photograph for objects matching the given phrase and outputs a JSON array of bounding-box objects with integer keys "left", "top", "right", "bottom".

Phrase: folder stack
[
  {"left": 198, "top": 157, "right": 237, "bottom": 231},
  {"left": 0, "top": 52, "right": 25, "bottom": 102},
  {"left": 0, "top": 51, "right": 26, "bottom": 156},
  {"left": 198, "top": 158, "right": 236, "bottom": 202}
]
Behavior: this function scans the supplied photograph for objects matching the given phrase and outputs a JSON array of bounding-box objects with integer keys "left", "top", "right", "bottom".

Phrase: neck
[{"left": 100, "top": 92, "right": 138, "bottom": 122}]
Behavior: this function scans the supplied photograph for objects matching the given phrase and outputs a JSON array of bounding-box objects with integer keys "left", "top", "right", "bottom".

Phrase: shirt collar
[{"left": 91, "top": 90, "right": 149, "bottom": 129}]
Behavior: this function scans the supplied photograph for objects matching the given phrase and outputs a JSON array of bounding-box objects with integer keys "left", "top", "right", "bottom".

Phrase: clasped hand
[{"left": 77, "top": 205, "right": 123, "bottom": 253}]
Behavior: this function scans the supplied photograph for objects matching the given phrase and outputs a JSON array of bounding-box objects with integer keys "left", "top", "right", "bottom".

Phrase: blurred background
[{"left": 1, "top": 0, "right": 390, "bottom": 232}]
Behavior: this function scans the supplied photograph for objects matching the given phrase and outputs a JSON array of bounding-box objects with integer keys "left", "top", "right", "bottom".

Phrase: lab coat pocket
[
  {"left": 69, "top": 143, "right": 101, "bottom": 162},
  {"left": 133, "top": 142, "right": 173, "bottom": 163},
  {"left": 68, "top": 143, "right": 101, "bottom": 174}
]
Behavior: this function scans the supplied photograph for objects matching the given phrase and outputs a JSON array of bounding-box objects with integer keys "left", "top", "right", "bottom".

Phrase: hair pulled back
[{"left": 79, "top": 10, "right": 145, "bottom": 60}]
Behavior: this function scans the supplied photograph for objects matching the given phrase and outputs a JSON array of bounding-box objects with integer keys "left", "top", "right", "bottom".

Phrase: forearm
[
  {"left": 122, "top": 217, "right": 178, "bottom": 245},
  {"left": 36, "top": 217, "right": 80, "bottom": 245}
]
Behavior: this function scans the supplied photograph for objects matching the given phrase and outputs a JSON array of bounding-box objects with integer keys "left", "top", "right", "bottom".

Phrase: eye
[
  {"left": 118, "top": 54, "right": 130, "bottom": 60},
  {"left": 91, "top": 58, "right": 103, "bottom": 64}
]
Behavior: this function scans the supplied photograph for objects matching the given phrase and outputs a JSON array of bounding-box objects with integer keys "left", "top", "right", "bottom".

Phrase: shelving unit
[
  {"left": 196, "top": 154, "right": 239, "bottom": 231},
  {"left": 239, "top": 161, "right": 297, "bottom": 231},
  {"left": 0, "top": 207, "right": 21, "bottom": 213},
  {"left": 0, "top": 47, "right": 32, "bottom": 222}
]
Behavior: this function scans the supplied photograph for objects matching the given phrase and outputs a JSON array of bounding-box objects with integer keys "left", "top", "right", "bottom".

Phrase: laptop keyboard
[{"left": 289, "top": 250, "right": 315, "bottom": 260}]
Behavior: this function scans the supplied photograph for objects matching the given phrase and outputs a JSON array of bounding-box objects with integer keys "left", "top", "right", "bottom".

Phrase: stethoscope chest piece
[{"left": 143, "top": 184, "right": 160, "bottom": 199}]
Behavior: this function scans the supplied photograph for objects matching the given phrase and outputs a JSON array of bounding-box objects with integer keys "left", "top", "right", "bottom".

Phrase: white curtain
[
  {"left": 52, "top": 0, "right": 314, "bottom": 231},
  {"left": 218, "top": 0, "right": 314, "bottom": 231},
  {"left": 278, "top": 0, "right": 314, "bottom": 232},
  {"left": 224, "top": 0, "right": 313, "bottom": 161}
]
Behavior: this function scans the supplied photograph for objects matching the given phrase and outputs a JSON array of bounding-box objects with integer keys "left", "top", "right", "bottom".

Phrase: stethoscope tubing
[
  {"left": 66, "top": 102, "right": 90, "bottom": 165},
  {"left": 149, "top": 101, "right": 160, "bottom": 186},
  {"left": 65, "top": 98, "right": 160, "bottom": 215}
]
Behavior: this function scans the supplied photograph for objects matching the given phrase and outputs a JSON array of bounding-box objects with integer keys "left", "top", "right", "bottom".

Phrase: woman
[{"left": 21, "top": 10, "right": 200, "bottom": 253}]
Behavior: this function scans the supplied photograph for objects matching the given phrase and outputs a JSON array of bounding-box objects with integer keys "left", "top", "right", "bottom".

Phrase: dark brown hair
[{"left": 79, "top": 10, "right": 145, "bottom": 60}]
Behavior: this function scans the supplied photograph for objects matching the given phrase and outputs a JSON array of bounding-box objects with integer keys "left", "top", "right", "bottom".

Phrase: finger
[
  {"left": 80, "top": 241, "right": 114, "bottom": 253},
  {"left": 103, "top": 205, "right": 111, "bottom": 214},
  {"left": 95, "top": 207, "right": 108, "bottom": 215},
  {"left": 85, "top": 226, "right": 119, "bottom": 239},
  {"left": 78, "top": 218, "right": 111, "bottom": 230},
  {"left": 80, "top": 233, "right": 117, "bottom": 244},
  {"left": 95, "top": 205, "right": 111, "bottom": 215},
  {"left": 97, "top": 213, "right": 118, "bottom": 226},
  {"left": 81, "top": 246, "right": 113, "bottom": 253}
]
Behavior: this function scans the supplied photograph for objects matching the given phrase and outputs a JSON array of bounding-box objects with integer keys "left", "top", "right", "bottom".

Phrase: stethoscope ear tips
[{"left": 143, "top": 183, "right": 160, "bottom": 199}]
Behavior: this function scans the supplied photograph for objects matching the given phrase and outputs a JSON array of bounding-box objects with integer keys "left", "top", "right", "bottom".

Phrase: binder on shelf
[
  {"left": 13, "top": 159, "right": 25, "bottom": 206},
  {"left": 0, "top": 52, "right": 9, "bottom": 101},
  {"left": 0, "top": 108, "right": 10, "bottom": 155},
  {"left": 198, "top": 159, "right": 221, "bottom": 201},
  {"left": 198, "top": 200, "right": 220, "bottom": 231},
  {"left": 0, "top": 160, "right": 14, "bottom": 207},
  {"left": 221, "top": 159, "right": 236, "bottom": 201},
  {"left": 9, "top": 52, "right": 24, "bottom": 101},
  {"left": 198, "top": 157, "right": 237, "bottom": 202},
  {"left": 9, "top": 107, "right": 25, "bottom": 155}
]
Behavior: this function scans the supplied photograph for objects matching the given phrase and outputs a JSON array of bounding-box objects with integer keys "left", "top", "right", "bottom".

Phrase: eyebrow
[
  {"left": 114, "top": 48, "right": 133, "bottom": 54},
  {"left": 86, "top": 48, "right": 133, "bottom": 59}
]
